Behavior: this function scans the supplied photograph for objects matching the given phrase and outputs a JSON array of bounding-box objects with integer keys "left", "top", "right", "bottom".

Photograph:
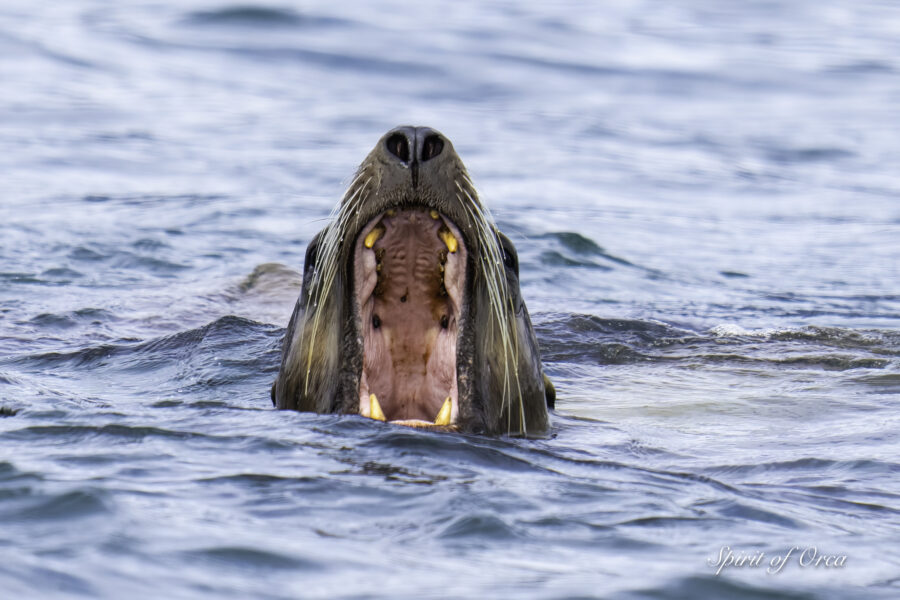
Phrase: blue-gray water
[{"left": 1, "top": 2, "right": 899, "bottom": 598}]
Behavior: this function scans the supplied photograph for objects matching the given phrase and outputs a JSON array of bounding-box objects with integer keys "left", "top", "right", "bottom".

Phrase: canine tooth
[
  {"left": 438, "top": 229, "right": 457, "bottom": 253},
  {"left": 434, "top": 397, "right": 452, "bottom": 426},
  {"left": 364, "top": 225, "right": 385, "bottom": 249},
  {"left": 369, "top": 394, "right": 386, "bottom": 421},
  {"left": 430, "top": 209, "right": 440, "bottom": 220}
]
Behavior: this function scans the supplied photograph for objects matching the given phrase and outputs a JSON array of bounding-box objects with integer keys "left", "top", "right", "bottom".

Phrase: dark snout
[
  {"left": 383, "top": 126, "right": 445, "bottom": 165},
  {"left": 382, "top": 126, "right": 449, "bottom": 188}
]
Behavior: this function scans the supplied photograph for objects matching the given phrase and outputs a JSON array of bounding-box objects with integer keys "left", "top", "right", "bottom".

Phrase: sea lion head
[{"left": 273, "top": 126, "right": 553, "bottom": 435}]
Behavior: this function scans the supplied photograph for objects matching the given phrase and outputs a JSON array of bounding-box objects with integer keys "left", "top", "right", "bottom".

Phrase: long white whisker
[
  {"left": 302, "top": 175, "right": 373, "bottom": 395},
  {"left": 459, "top": 192, "right": 525, "bottom": 435},
  {"left": 459, "top": 182, "right": 526, "bottom": 435}
]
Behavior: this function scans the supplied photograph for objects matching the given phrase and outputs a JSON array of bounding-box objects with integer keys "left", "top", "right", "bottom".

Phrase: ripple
[
  {"left": 198, "top": 473, "right": 322, "bottom": 488},
  {"left": 111, "top": 253, "right": 189, "bottom": 274},
  {"left": 634, "top": 575, "right": 822, "bottom": 600},
  {"left": 68, "top": 246, "right": 106, "bottom": 261},
  {"left": 0, "top": 462, "right": 40, "bottom": 482},
  {"left": 540, "top": 231, "right": 637, "bottom": 267},
  {"left": 535, "top": 314, "right": 691, "bottom": 363},
  {"left": 766, "top": 146, "right": 856, "bottom": 164},
  {"left": 0, "top": 272, "right": 42, "bottom": 284},
  {"left": 854, "top": 373, "right": 900, "bottom": 393},
  {"left": 40, "top": 267, "right": 83, "bottom": 280},
  {"left": 543, "top": 231, "right": 606, "bottom": 255},
  {"left": 180, "top": 546, "right": 321, "bottom": 571},
  {"left": 29, "top": 308, "right": 117, "bottom": 330},
  {"left": 356, "top": 427, "right": 545, "bottom": 474},
  {"left": 183, "top": 6, "right": 347, "bottom": 29},
  {"left": 12, "top": 315, "right": 281, "bottom": 377},
  {"left": 536, "top": 316, "right": 899, "bottom": 369},
  {"left": 131, "top": 238, "right": 171, "bottom": 251},
  {"left": 698, "top": 499, "right": 805, "bottom": 530},
  {"left": 10, "top": 489, "right": 110, "bottom": 521},
  {"left": 215, "top": 44, "right": 445, "bottom": 77},
  {"left": 697, "top": 353, "right": 889, "bottom": 371},
  {"left": 1, "top": 424, "right": 216, "bottom": 443},
  {"left": 439, "top": 514, "right": 519, "bottom": 540},
  {"left": 702, "top": 457, "right": 900, "bottom": 478},
  {"left": 825, "top": 60, "right": 895, "bottom": 75},
  {"left": 539, "top": 250, "right": 612, "bottom": 270},
  {"left": 10, "top": 567, "right": 95, "bottom": 597}
]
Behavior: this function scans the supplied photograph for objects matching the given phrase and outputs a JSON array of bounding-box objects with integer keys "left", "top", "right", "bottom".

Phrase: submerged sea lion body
[{"left": 272, "top": 126, "right": 553, "bottom": 435}]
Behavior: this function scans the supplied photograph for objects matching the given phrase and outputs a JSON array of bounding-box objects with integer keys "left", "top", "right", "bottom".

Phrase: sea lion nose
[
  {"left": 415, "top": 127, "right": 444, "bottom": 162},
  {"left": 384, "top": 126, "right": 445, "bottom": 165},
  {"left": 384, "top": 128, "right": 412, "bottom": 164}
]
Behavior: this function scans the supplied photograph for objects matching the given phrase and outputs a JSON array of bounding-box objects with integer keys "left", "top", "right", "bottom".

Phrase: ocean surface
[{"left": 1, "top": 1, "right": 899, "bottom": 598}]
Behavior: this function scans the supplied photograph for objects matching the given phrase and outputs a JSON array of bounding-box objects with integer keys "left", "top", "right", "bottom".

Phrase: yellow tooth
[
  {"left": 386, "top": 209, "right": 396, "bottom": 217},
  {"left": 434, "top": 396, "right": 452, "bottom": 426},
  {"left": 438, "top": 229, "right": 457, "bottom": 253},
  {"left": 364, "top": 225, "right": 385, "bottom": 249},
  {"left": 369, "top": 394, "right": 386, "bottom": 421},
  {"left": 430, "top": 209, "right": 440, "bottom": 220}
]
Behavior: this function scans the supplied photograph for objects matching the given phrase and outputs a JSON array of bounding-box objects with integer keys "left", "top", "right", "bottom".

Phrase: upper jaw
[{"left": 352, "top": 204, "right": 468, "bottom": 430}]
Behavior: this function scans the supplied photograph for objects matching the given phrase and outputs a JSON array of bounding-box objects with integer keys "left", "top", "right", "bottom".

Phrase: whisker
[
  {"left": 301, "top": 174, "right": 374, "bottom": 395},
  {"left": 460, "top": 194, "right": 525, "bottom": 435}
]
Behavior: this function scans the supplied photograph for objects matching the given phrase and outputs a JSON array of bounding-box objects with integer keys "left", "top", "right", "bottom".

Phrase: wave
[
  {"left": 536, "top": 314, "right": 900, "bottom": 369},
  {"left": 9, "top": 315, "right": 283, "bottom": 378}
]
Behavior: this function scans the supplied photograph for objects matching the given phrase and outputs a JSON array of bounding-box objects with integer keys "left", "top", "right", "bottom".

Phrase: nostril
[
  {"left": 421, "top": 134, "right": 444, "bottom": 162},
  {"left": 386, "top": 133, "right": 410, "bottom": 163}
]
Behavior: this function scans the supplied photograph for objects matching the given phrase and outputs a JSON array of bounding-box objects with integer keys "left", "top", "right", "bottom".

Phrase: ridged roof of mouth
[{"left": 353, "top": 206, "right": 467, "bottom": 428}]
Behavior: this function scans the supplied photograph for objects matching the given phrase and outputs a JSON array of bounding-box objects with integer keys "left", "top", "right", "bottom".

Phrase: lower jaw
[
  {"left": 359, "top": 392, "right": 458, "bottom": 431},
  {"left": 381, "top": 419, "right": 459, "bottom": 432}
]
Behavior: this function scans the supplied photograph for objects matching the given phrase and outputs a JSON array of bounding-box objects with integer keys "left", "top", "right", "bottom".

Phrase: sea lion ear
[
  {"left": 496, "top": 231, "right": 519, "bottom": 278},
  {"left": 543, "top": 374, "right": 556, "bottom": 409}
]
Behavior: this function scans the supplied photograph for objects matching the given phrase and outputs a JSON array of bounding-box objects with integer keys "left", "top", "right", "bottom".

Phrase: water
[{"left": 1, "top": 1, "right": 899, "bottom": 598}]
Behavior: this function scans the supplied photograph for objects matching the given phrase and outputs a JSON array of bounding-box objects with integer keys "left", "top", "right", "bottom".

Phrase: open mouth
[{"left": 353, "top": 206, "right": 467, "bottom": 429}]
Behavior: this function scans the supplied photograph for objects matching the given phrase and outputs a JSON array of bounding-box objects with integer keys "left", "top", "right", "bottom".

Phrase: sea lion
[{"left": 272, "top": 126, "right": 554, "bottom": 435}]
